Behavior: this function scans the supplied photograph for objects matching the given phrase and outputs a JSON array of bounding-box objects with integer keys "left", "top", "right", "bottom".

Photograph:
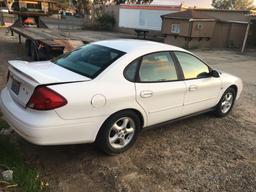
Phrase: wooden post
[
  {"left": 18, "top": 34, "right": 21, "bottom": 44},
  {"left": 186, "top": 20, "right": 193, "bottom": 49},
  {"left": 0, "top": 12, "right": 4, "bottom": 26},
  {"left": 241, "top": 20, "right": 251, "bottom": 53}
]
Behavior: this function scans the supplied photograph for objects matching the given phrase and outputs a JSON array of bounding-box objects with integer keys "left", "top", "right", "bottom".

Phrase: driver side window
[{"left": 174, "top": 52, "right": 209, "bottom": 79}]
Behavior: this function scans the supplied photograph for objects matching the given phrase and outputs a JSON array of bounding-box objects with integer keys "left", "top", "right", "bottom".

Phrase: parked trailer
[
  {"left": 10, "top": 26, "right": 84, "bottom": 60},
  {"left": 8, "top": 12, "right": 84, "bottom": 60},
  {"left": 10, "top": 27, "right": 136, "bottom": 61},
  {"left": 9, "top": 12, "right": 134, "bottom": 61}
]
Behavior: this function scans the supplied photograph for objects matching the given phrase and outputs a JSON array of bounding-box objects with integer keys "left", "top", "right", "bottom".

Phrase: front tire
[
  {"left": 96, "top": 111, "right": 141, "bottom": 155},
  {"left": 214, "top": 87, "right": 236, "bottom": 117}
]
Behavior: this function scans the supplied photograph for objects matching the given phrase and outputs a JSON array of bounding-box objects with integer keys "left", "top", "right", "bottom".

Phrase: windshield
[{"left": 52, "top": 44, "right": 126, "bottom": 78}]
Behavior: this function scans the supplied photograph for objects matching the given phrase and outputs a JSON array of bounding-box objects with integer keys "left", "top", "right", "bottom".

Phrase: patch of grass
[
  {"left": 0, "top": 110, "right": 10, "bottom": 130},
  {"left": 0, "top": 135, "right": 46, "bottom": 192},
  {"left": 0, "top": 118, "right": 9, "bottom": 130}
]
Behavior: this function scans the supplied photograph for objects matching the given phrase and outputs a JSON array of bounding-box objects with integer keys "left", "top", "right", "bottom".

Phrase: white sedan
[{"left": 0, "top": 40, "right": 242, "bottom": 154}]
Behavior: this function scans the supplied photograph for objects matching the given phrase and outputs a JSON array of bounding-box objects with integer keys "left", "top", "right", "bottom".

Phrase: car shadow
[{"left": 16, "top": 112, "right": 215, "bottom": 161}]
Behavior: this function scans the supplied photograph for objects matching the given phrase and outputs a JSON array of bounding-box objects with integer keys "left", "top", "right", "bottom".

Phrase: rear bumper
[{"left": 0, "top": 87, "right": 107, "bottom": 145}]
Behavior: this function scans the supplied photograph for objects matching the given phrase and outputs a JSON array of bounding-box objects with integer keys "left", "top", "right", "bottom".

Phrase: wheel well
[
  {"left": 128, "top": 109, "right": 144, "bottom": 128},
  {"left": 101, "top": 108, "right": 144, "bottom": 128},
  {"left": 110, "top": 109, "right": 144, "bottom": 128},
  {"left": 229, "top": 85, "right": 238, "bottom": 98},
  {"left": 96, "top": 108, "right": 145, "bottom": 140}
]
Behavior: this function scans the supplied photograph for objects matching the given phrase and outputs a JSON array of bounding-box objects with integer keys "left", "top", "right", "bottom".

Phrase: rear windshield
[{"left": 52, "top": 44, "right": 125, "bottom": 78}]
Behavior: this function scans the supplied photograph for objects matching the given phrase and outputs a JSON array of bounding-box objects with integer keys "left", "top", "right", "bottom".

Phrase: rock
[
  {"left": 0, "top": 128, "right": 12, "bottom": 135},
  {"left": 1, "top": 170, "right": 13, "bottom": 182}
]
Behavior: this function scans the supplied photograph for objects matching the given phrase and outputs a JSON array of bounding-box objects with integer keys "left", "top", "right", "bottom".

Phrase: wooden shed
[
  {"left": 161, "top": 9, "right": 216, "bottom": 49},
  {"left": 161, "top": 9, "right": 256, "bottom": 52}
]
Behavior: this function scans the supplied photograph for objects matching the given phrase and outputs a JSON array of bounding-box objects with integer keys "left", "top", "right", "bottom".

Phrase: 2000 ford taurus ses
[{"left": 0, "top": 40, "right": 242, "bottom": 154}]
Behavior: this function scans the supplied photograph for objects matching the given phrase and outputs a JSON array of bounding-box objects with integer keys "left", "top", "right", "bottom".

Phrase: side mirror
[{"left": 210, "top": 70, "right": 220, "bottom": 78}]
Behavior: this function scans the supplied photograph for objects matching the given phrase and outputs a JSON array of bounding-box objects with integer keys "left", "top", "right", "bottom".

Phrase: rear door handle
[
  {"left": 188, "top": 85, "right": 198, "bottom": 91},
  {"left": 140, "top": 90, "right": 153, "bottom": 98}
]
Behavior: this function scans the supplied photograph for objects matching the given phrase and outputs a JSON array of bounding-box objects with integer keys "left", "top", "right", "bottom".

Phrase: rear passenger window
[
  {"left": 124, "top": 59, "right": 140, "bottom": 82},
  {"left": 139, "top": 52, "right": 178, "bottom": 82}
]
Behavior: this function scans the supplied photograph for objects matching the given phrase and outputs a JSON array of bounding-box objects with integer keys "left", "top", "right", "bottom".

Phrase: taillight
[{"left": 27, "top": 86, "right": 67, "bottom": 110}]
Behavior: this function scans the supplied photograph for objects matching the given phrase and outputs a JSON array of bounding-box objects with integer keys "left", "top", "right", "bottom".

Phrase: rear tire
[
  {"left": 96, "top": 111, "right": 141, "bottom": 155},
  {"left": 31, "top": 42, "right": 39, "bottom": 61},
  {"left": 25, "top": 39, "right": 31, "bottom": 57},
  {"left": 214, "top": 87, "right": 236, "bottom": 117}
]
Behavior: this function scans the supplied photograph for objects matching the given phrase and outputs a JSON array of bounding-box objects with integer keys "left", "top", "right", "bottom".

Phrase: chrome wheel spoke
[
  {"left": 125, "top": 127, "right": 135, "bottom": 134},
  {"left": 226, "top": 94, "right": 232, "bottom": 101},
  {"left": 221, "top": 101, "right": 226, "bottom": 106},
  {"left": 112, "top": 123, "right": 122, "bottom": 132},
  {"left": 121, "top": 118, "right": 129, "bottom": 129},
  {"left": 109, "top": 134, "right": 119, "bottom": 144}
]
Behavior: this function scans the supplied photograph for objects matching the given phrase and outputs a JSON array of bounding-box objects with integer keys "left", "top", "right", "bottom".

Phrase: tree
[
  {"left": 75, "top": 0, "right": 91, "bottom": 15},
  {"left": 212, "top": 0, "right": 232, "bottom": 9},
  {"left": 233, "top": 0, "right": 254, "bottom": 9},
  {"left": 93, "top": 0, "right": 107, "bottom": 4},
  {"left": 114, "top": 0, "right": 126, "bottom": 4},
  {"left": 212, "top": 0, "right": 254, "bottom": 10},
  {"left": 93, "top": 0, "right": 153, "bottom": 4}
]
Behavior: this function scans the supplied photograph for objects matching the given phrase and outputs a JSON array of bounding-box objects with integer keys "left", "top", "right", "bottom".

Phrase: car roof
[{"left": 93, "top": 39, "right": 187, "bottom": 54}]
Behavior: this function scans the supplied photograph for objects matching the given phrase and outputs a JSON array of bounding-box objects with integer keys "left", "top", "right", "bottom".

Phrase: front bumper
[{"left": 0, "top": 87, "right": 107, "bottom": 145}]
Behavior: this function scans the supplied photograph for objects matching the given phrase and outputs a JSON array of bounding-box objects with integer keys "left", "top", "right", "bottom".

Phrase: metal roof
[{"left": 161, "top": 9, "right": 215, "bottom": 20}]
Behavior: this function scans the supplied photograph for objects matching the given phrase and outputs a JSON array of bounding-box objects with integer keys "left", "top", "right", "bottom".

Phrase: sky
[
  {"left": 183, "top": 0, "right": 213, "bottom": 8},
  {"left": 151, "top": 0, "right": 256, "bottom": 8},
  {"left": 184, "top": 0, "right": 256, "bottom": 8}
]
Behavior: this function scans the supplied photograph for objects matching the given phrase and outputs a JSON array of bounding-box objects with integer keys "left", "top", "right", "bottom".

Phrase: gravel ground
[{"left": 0, "top": 29, "right": 256, "bottom": 192}]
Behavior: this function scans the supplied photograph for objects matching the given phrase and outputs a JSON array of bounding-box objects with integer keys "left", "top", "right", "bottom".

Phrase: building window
[
  {"left": 171, "top": 24, "right": 180, "bottom": 34},
  {"left": 196, "top": 23, "right": 203, "bottom": 31}
]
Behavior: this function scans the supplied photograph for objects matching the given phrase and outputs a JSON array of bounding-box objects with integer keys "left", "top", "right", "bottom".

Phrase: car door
[
  {"left": 173, "top": 51, "right": 222, "bottom": 115},
  {"left": 131, "top": 51, "right": 186, "bottom": 126}
]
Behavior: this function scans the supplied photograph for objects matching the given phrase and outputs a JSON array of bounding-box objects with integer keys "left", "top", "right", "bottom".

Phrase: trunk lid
[
  {"left": 7, "top": 60, "right": 90, "bottom": 107},
  {"left": 8, "top": 60, "right": 90, "bottom": 84}
]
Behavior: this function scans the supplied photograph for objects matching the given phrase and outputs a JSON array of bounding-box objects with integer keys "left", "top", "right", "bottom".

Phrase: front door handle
[
  {"left": 140, "top": 90, "right": 153, "bottom": 98},
  {"left": 188, "top": 85, "right": 198, "bottom": 91}
]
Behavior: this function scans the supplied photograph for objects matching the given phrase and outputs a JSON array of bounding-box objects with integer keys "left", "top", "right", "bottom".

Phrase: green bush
[
  {"left": 96, "top": 13, "right": 115, "bottom": 30},
  {"left": 20, "top": 7, "right": 28, "bottom": 12}
]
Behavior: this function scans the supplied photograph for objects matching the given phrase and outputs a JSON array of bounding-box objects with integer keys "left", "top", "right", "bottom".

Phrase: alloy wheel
[
  {"left": 221, "top": 92, "right": 234, "bottom": 114},
  {"left": 108, "top": 117, "right": 135, "bottom": 149}
]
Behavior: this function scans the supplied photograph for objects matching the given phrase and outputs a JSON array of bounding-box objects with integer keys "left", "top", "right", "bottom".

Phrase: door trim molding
[{"left": 144, "top": 107, "right": 215, "bottom": 129}]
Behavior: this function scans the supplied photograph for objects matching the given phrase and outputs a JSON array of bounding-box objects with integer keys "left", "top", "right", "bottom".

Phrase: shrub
[
  {"left": 20, "top": 7, "right": 28, "bottom": 12},
  {"left": 96, "top": 13, "right": 115, "bottom": 30}
]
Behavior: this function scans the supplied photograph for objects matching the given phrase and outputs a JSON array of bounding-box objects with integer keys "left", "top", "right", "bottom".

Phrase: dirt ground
[{"left": 0, "top": 29, "right": 256, "bottom": 192}]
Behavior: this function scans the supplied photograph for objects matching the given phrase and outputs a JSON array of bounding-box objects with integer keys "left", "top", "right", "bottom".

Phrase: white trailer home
[{"left": 119, "top": 3, "right": 186, "bottom": 31}]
